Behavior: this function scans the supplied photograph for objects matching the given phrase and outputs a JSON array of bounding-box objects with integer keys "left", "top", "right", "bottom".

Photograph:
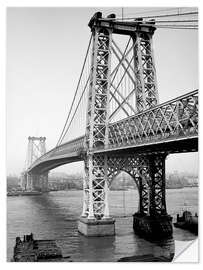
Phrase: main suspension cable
[
  {"left": 114, "top": 11, "right": 198, "bottom": 21},
  {"left": 56, "top": 34, "right": 92, "bottom": 146},
  {"left": 59, "top": 74, "right": 90, "bottom": 144}
]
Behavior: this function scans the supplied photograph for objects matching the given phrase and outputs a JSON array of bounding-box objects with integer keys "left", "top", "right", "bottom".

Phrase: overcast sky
[{"left": 6, "top": 7, "right": 198, "bottom": 176}]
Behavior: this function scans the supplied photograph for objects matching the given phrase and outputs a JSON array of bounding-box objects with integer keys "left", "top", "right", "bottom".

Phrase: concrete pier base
[
  {"left": 133, "top": 213, "right": 173, "bottom": 240},
  {"left": 78, "top": 217, "right": 115, "bottom": 236}
]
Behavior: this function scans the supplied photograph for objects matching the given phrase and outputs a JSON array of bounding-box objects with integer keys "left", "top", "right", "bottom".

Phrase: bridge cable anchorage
[{"left": 56, "top": 34, "right": 93, "bottom": 146}]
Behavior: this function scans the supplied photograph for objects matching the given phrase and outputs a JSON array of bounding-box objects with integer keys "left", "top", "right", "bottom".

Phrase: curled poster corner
[{"left": 173, "top": 238, "right": 198, "bottom": 262}]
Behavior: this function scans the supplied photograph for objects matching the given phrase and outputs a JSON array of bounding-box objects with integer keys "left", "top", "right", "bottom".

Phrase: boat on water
[
  {"left": 174, "top": 211, "right": 198, "bottom": 235},
  {"left": 12, "top": 233, "right": 72, "bottom": 262}
]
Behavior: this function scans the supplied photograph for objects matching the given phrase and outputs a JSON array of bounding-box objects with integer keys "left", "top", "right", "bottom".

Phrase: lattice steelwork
[
  {"left": 24, "top": 12, "right": 198, "bottom": 227},
  {"left": 31, "top": 136, "right": 85, "bottom": 170},
  {"left": 109, "top": 37, "right": 137, "bottom": 123},
  {"left": 86, "top": 28, "right": 112, "bottom": 150},
  {"left": 28, "top": 90, "right": 198, "bottom": 175},
  {"left": 133, "top": 29, "right": 159, "bottom": 111},
  {"left": 26, "top": 137, "right": 46, "bottom": 169},
  {"left": 21, "top": 136, "right": 47, "bottom": 191},
  {"left": 107, "top": 155, "right": 149, "bottom": 214},
  {"left": 148, "top": 154, "right": 167, "bottom": 216},
  {"left": 109, "top": 24, "right": 158, "bottom": 122},
  {"left": 82, "top": 12, "right": 161, "bottom": 220},
  {"left": 108, "top": 90, "right": 198, "bottom": 149},
  {"left": 84, "top": 22, "right": 112, "bottom": 218},
  {"left": 107, "top": 153, "right": 167, "bottom": 216}
]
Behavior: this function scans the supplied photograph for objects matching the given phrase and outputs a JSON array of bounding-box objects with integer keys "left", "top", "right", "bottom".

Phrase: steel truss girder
[{"left": 108, "top": 90, "right": 198, "bottom": 149}]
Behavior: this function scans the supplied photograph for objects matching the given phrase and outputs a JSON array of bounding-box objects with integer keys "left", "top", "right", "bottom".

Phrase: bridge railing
[
  {"left": 29, "top": 136, "right": 85, "bottom": 170},
  {"left": 108, "top": 89, "right": 198, "bottom": 148},
  {"left": 52, "top": 136, "right": 85, "bottom": 157}
]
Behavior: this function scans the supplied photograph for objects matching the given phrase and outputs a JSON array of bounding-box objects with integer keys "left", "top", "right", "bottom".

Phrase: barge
[
  {"left": 13, "top": 233, "right": 71, "bottom": 262},
  {"left": 174, "top": 211, "right": 198, "bottom": 235}
]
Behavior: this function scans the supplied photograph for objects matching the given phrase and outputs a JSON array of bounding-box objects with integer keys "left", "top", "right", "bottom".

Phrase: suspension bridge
[{"left": 21, "top": 10, "right": 198, "bottom": 239}]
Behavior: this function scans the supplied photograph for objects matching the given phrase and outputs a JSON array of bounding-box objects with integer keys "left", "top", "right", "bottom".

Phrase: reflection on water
[{"left": 7, "top": 189, "right": 198, "bottom": 262}]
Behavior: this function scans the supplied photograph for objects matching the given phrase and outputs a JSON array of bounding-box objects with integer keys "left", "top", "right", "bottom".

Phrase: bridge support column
[
  {"left": 78, "top": 13, "right": 115, "bottom": 237},
  {"left": 20, "top": 172, "right": 27, "bottom": 190},
  {"left": 25, "top": 173, "right": 33, "bottom": 191},
  {"left": 78, "top": 155, "right": 115, "bottom": 236},
  {"left": 39, "top": 172, "right": 49, "bottom": 192},
  {"left": 25, "top": 172, "right": 49, "bottom": 192},
  {"left": 133, "top": 154, "right": 173, "bottom": 240}
]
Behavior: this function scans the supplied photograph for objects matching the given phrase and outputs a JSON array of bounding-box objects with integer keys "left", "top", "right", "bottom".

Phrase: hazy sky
[{"left": 6, "top": 7, "right": 198, "bottom": 175}]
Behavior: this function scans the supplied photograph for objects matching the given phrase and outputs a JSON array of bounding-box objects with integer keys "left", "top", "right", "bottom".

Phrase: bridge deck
[{"left": 28, "top": 90, "right": 198, "bottom": 174}]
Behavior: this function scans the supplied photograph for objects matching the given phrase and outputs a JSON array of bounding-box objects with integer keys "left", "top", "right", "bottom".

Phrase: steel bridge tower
[
  {"left": 78, "top": 12, "right": 172, "bottom": 239},
  {"left": 21, "top": 136, "right": 48, "bottom": 192}
]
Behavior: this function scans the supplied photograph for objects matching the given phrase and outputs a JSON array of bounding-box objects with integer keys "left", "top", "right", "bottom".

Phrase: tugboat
[
  {"left": 13, "top": 233, "right": 72, "bottom": 262},
  {"left": 174, "top": 211, "right": 198, "bottom": 235}
]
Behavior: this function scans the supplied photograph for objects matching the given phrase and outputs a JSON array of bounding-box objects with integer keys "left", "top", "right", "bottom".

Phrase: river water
[{"left": 7, "top": 188, "right": 198, "bottom": 262}]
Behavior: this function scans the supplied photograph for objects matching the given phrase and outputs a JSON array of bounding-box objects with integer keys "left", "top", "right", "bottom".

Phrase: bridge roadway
[{"left": 28, "top": 89, "right": 198, "bottom": 174}]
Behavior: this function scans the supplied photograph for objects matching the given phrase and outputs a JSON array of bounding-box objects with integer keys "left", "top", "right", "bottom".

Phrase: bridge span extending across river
[{"left": 21, "top": 11, "right": 198, "bottom": 240}]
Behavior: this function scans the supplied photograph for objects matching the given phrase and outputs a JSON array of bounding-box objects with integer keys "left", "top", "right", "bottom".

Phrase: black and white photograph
[{"left": 4, "top": 3, "right": 199, "bottom": 264}]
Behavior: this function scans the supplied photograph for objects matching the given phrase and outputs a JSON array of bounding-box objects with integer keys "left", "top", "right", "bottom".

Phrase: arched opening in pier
[{"left": 109, "top": 171, "right": 139, "bottom": 218}]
